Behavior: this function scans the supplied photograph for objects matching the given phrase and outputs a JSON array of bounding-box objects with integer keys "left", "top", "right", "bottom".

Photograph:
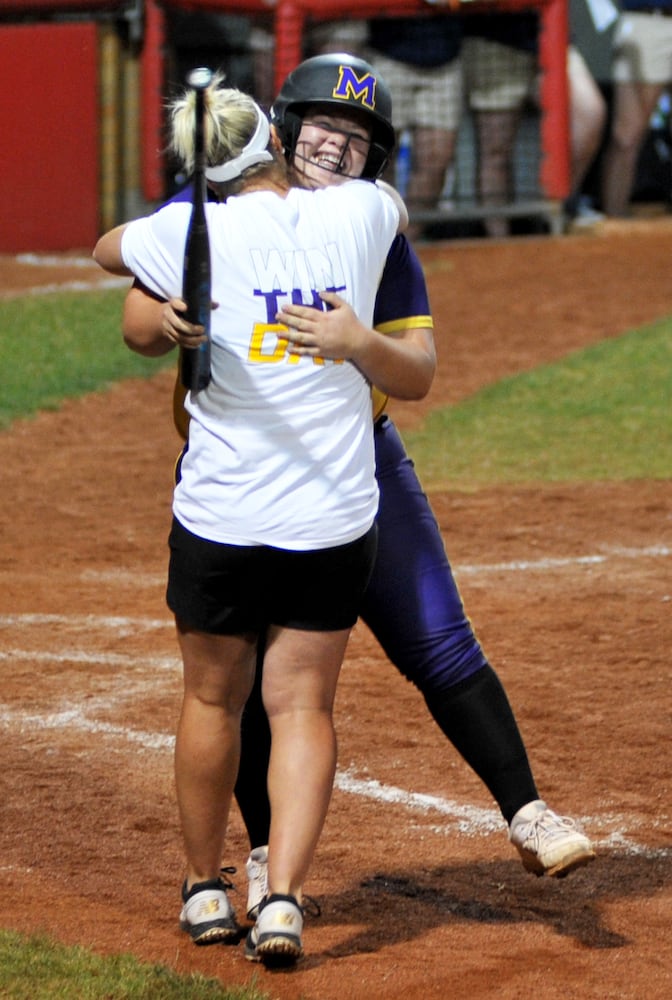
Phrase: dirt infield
[{"left": 1, "top": 223, "right": 671, "bottom": 999}]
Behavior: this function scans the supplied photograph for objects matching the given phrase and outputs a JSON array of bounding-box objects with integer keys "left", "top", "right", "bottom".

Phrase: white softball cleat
[
  {"left": 245, "top": 844, "right": 269, "bottom": 920},
  {"left": 509, "top": 799, "right": 596, "bottom": 877},
  {"left": 245, "top": 893, "right": 304, "bottom": 967},
  {"left": 179, "top": 874, "right": 239, "bottom": 944}
]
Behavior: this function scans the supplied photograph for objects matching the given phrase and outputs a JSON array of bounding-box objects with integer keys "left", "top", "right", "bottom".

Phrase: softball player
[
  {"left": 239, "top": 56, "right": 595, "bottom": 920},
  {"left": 95, "top": 78, "right": 409, "bottom": 967},
  {"left": 122, "top": 54, "right": 595, "bottom": 956}
]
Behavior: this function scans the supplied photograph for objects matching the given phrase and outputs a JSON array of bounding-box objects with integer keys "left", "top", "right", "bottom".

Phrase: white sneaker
[
  {"left": 245, "top": 845, "right": 269, "bottom": 920},
  {"left": 179, "top": 876, "right": 239, "bottom": 944},
  {"left": 509, "top": 799, "right": 596, "bottom": 877},
  {"left": 245, "top": 893, "right": 303, "bottom": 966}
]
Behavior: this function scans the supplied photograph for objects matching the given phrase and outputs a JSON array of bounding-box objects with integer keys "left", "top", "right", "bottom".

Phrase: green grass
[
  {"left": 404, "top": 316, "right": 672, "bottom": 488},
  {"left": 2, "top": 289, "right": 671, "bottom": 485},
  {"left": 0, "top": 289, "right": 175, "bottom": 429},
  {"left": 0, "top": 930, "right": 270, "bottom": 1000}
]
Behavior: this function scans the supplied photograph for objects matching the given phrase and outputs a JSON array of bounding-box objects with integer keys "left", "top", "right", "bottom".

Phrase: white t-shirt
[{"left": 121, "top": 181, "right": 399, "bottom": 549}]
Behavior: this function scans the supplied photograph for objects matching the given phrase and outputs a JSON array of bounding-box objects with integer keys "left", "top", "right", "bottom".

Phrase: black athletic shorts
[{"left": 166, "top": 516, "right": 378, "bottom": 634}]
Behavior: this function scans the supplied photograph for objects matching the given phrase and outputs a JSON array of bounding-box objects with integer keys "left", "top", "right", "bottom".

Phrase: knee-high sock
[
  {"left": 424, "top": 664, "right": 538, "bottom": 825},
  {"left": 235, "top": 659, "right": 539, "bottom": 844},
  {"left": 234, "top": 662, "right": 272, "bottom": 850}
]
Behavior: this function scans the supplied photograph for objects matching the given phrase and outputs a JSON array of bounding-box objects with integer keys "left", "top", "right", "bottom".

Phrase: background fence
[{"left": 1, "top": 0, "right": 570, "bottom": 249}]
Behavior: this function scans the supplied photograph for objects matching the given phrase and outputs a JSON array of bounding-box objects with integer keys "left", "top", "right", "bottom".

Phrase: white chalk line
[
  {"left": 80, "top": 569, "right": 166, "bottom": 587},
  {"left": 16, "top": 253, "right": 100, "bottom": 268},
  {"left": 335, "top": 769, "right": 503, "bottom": 835},
  {"left": 0, "top": 648, "right": 179, "bottom": 670},
  {"left": 2, "top": 537, "right": 670, "bottom": 859},
  {"left": 1, "top": 703, "right": 174, "bottom": 753},
  {"left": 73, "top": 542, "right": 672, "bottom": 590},
  {"left": 2, "top": 254, "right": 129, "bottom": 299},
  {"left": 7, "top": 277, "right": 129, "bottom": 298},
  {"left": 0, "top": 698, "right": 668, "bottom": 858},
  {"left": 454, "top": 543, "right": 671, "bottom": 576},
  {"left": 0, "top": 612, "right": 170, "bottom": 631}
]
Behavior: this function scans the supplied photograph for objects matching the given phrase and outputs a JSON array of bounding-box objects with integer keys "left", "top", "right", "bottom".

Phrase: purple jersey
[
  {"left": 374, "top": 234, "right": 432, "bottom": 331},
  {"left": 368, "top": 235, "right": 485, "bottom": 693},
  {"left": 371, "top": 235, "right": 433, "bottom": 418}
]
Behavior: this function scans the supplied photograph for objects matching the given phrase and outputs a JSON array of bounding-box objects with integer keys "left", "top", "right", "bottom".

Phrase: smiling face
[{"left": 292, "top": 105, "right": 374, "bottom": 189}]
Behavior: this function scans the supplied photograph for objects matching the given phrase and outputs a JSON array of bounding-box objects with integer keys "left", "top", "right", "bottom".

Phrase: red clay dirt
[{"left": 1, "top": 221, "right": 671, "bottom": 999}]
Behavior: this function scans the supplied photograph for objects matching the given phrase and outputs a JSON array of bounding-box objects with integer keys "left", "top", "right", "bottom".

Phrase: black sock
[
  {"left": 235, "top": 656, "right": 272, "bottom": 849},
  {"left": 236, "top": 657, "right": 538, "bottom": 838},
  {"left": 423, "top": 664, "right": 539, "bottom": 825}
]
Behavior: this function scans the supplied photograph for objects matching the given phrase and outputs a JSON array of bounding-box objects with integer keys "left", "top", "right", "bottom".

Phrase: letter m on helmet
[{"left": 332, "top": 65, "right": 376, "bottom": 111}]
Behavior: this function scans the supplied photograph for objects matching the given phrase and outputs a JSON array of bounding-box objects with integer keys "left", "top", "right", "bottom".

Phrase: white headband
[{"left": 205, "top": 104, "right": 273, "bottom": 182}]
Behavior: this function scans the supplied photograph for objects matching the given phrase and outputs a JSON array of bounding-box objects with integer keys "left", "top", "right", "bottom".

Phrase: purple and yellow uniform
[
  {"left": 365, "top": 234, "right": 487, "bottom": 696},
  {"left": 164, "top": 51, "right": 593, "bottom": 881},
  {"left": 161, "top": 55, "right": 543, "bottom": 854},
  {"left": 235, "top": 233, "right": 538, "bottom": 848}
]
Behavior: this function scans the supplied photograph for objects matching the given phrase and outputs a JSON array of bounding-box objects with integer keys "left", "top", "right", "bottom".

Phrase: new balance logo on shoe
[
  {"left": 179, "top": 875, "right": 240, "bottom": 945},
  {"left": 245, "top": 893, "right": 304, "bottom": 967}
]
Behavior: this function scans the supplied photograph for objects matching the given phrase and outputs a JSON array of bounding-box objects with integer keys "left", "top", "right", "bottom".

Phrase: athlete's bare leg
[
  {"left": 262, "top": 624, "right": 349, "bottom": 900},
  {"left": 174, "top": 627, "right": 257, "bottom": 888}
]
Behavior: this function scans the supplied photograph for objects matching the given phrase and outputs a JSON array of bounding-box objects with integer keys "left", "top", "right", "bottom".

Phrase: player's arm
[
  {"left": 345, "top": 310, "right": 434, "bottom": 400},
  {"left": 277, "top": 292, "right": 435, "bottom": 400},
  {"left": 376, "top": 179, "right": 409, "bottom": 233},
  {"left": 123, "top": 283, "right": 207, "bottom": 357},
  {"left": 93, "top": 224, "right": 132, "bottom": 276}
]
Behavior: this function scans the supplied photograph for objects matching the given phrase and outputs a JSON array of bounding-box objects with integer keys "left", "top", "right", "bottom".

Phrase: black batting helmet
[{"left": 271, "top": 52, "right": 395, "bottom": 179}]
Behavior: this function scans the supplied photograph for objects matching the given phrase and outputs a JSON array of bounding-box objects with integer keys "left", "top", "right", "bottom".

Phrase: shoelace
[
  {"left": 530, "top": 812, "right": 579, "bottom": 839},
  {"left": 302, "top": 895, "right": 321, "bottom": 919},
  {"left": 218, "top": 864, "right": 237, "bottom": 891},
  {"left": 226, "top": 861, "right": 322, "bottom": 919}
]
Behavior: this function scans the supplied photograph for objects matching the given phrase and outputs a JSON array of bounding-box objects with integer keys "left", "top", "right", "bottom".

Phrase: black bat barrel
[{"left": 180, "top": 69, "right": 212, "bottom": 394}]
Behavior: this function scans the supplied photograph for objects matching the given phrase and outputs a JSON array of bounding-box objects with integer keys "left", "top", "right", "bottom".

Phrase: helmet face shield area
[
  {"left": 288, "top": 108, "right": 391, "bottom": 184},
  {"left": 272, "top": 53, "right": 395, "bottom": 180}
]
